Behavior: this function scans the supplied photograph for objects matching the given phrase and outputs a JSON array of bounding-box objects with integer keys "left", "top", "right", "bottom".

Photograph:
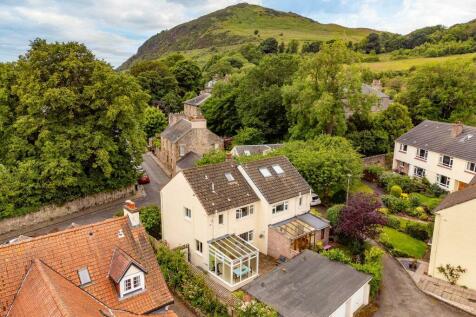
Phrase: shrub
[
  {"left": 322, "top": 248, "right": 352, "bottom": 264},
  {"left": 331, "top": 189, "right": 347, "bottom": 204},
  {"left": 382, "top": 195, "right": 409, "bottom": 213},
  {"left": 409, "top": 193, "right": 421, "bottom": 208},
  {"left": 428, "top": 183, "right": 447, "bottom": 198},
  {"left": 327, "top": 204, "right": 345, "bottom": 226},
  {"left": 140, "top": 205, "right": 161, "bottom": 239},
  {"left": 234, "top": 291, "right": 278, "bottom": 317},
  {"left": 386, "top": 215, "right": 401, "bottom": 230},
  {"left": 405, "top": 222, "right": 430, "bottom": 241},
  {"left": 437, "top": 264, "right": 467, "bottom": 285},
  {"left": 390, "top": 185, "right": 402, "bottom": 198},
  {"left": 363, "top": 165, "right": 384, "bottom": 182},
  {"left": 155, "top": 243, "right": 228, "bottom": 316}
]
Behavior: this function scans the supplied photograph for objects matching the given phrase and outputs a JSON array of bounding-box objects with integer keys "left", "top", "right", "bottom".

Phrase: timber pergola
[{"left": 274, "top": 218, "right": 316, "bottom": 240}]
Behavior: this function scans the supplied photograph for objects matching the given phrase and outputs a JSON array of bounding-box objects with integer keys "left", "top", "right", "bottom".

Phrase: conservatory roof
[{"left": 209, "top": 234, "right": 258, "bottom": 262}]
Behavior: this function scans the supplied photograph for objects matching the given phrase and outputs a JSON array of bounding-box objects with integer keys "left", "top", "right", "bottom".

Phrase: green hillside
[{"left": 119, "top": 3, "right": 377, "bottom": 69}]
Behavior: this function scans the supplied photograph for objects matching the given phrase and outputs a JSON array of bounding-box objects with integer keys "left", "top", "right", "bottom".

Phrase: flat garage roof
[{"left": 243, "top": 250, "right": 371, "bottom": 317}]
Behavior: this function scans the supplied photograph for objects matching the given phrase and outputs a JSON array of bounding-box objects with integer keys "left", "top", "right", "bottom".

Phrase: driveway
[
  {"left": 375, "top": 253, "right": 471, "bottom": 317},
  {"left": 0, "top": 152, "right": 170, "bottom": 242}
]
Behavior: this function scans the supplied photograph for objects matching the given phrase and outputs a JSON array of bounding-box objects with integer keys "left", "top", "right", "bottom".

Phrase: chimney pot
[
  {"left": 451, "top": 122, "right": 464, "bottom": 138},
  {"left": 226, "top": 152, "right": 233, "bottom": 161},
  {"left": 123, "top": 200, "right": 140, "bottom": 227}
]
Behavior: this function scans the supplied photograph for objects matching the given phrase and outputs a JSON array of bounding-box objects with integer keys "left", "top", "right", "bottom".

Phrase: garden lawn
[
  {"left": 379, "top": 227, "right": 427, "bottom": 259},
  {"left": 352, "top": 182, "right": 374, "bottom": 194},
  {"left": 411, "top": 193, "right": 443, "bottom": 211}
]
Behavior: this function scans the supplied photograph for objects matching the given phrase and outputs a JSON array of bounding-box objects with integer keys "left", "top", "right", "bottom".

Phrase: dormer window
[
  {"left": 109, "top": 248, "right": 147, "bottom": 298},
  {"left": 121, "top": 272, "right": 144, "bottom": 297},
  {"left": 272, "top": 164, "right": 284, "bottom": 175},
  {"left": 259, "top": 167, "right": 272, "bottom": 177},
  {"left": 78, "top": 267, "right": 91, "bottom": 285}
]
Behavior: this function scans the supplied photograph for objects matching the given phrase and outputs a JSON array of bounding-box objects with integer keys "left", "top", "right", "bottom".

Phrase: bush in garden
[
  {"left": 390, "top": 185, "right": 402, "bottom": 198},
  {"left": 331, "top": 189, "right": 347, "bottom": 204},
  {"left": 234, "top": 291, "right": 278, "bottom": 317},
  {"left": 140, "top": 205, "right": 161, "bottom": 239},
  {"left": 405, "top": 222, "right": 430, "bottom": 241},
  {"left": 363, "top": 165, "right": 384, "bottom": 182},
  {"left": 409, "top": 193, "right": 421, "bottom": 208},
  {"left": 327, "top": 204, "right": 345, "bottom": 226},
  {"left": 385, "top": 215, "right": 401, "bottom": 230},
  {"left": 382, "top": 195, "right": 409, "bottom": 213},
  {"left": 428, "top": 183, "right": 447, "bottom": 198},
  {"left": 419, "top": 213, "right": 429, "bottom": 221}
]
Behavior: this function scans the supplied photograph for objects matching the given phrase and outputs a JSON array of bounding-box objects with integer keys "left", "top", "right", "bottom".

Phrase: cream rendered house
[
  {"left": 160, "top": 156, "right": 330, "bottom": 290},
  {"left": 429, "top": 186, "right": 476, "bottom": 289},
  {"left": 393, "top": 120, "right": 476, "bottom": 192}
]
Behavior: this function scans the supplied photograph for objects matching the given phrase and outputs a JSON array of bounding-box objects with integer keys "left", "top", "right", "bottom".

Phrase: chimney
[
  {"left": 226, "top": 152, "right": 233, "bottom": 161},
  {"left": 123, "top": 200, "right": 140, "bottom": 227},
  {"left": 190, "top": 117, "right": 207, "bottom": 129},
  {"left": 451, "top": 122, "right": 464, "bottom": 138}
]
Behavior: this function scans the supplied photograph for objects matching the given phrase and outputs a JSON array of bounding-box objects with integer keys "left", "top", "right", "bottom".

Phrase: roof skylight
[
  {"left": 225, "top": 172, "right": 235, "bottom": 182},
  {"left": 259, "top": 167, "right": 272, "bottom": 177},
  {"left": 78, "top": 267, "right": 91, "bottom": 285},
  {"left": 272, "top": 164, "right": 284, "bottom": 175}
]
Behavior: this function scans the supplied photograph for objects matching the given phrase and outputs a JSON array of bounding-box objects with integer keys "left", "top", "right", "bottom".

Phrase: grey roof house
[{"left": 244, "top": 250, "right": 371, "bottom": 317}]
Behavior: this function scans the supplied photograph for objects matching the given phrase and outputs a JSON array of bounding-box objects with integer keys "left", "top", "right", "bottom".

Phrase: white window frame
[
  {"left": 466, "top": 161, "right": 476, "bottom": 173},
  {"left": 239, "top": 230, "right": 254, "bottom": 242},
  {"left": 416, "top": 148, "right": 428, "bottom": 160},
  {"left": 272, "top": 201, "right": 289, "bottom": 214},
  {"left": 195, "top": 239, "right": 203, "bottom": 254},
  {"left": 413, "top": 166, "right": 425, "bottom": 178},
  {"left": 225, "top": 172, "right": 235, "bottom": 182},
  {"left": 121, "top": 272, "right": 144, "bottom": 297},
  {"left": 439, "top": 155, "right": 453, "bottom": 168},
  {"left": 236, "top": 205, "right": 254, "bottom": 220},
  {"left": 437, "top": 174, "right": 450, "bottom": 188},
  {"left": 77, "top": 267, "right": 91, "bottom": 285},
  {"left": 184, "top": 207, "right": 192, "bottom": 220},
  {"left": 179, "top": 144, "right": 186, "bottom": 157},
  {"left": 399, "top": 143, "right": 407, "bottom": 153}
]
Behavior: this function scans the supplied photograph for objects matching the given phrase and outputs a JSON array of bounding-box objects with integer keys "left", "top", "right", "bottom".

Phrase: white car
[{"left": 310, "top": 193, "right": 321, "bottom": 206}]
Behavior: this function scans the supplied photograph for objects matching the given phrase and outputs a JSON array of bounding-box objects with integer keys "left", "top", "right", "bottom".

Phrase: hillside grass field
[{"left": 364, "top": 52, "right": 476, "bottom": 71}]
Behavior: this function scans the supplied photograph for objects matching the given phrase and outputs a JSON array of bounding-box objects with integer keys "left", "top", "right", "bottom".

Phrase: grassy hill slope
[{"left": 119, "top": 3, "right": 377, "bottom": 69}]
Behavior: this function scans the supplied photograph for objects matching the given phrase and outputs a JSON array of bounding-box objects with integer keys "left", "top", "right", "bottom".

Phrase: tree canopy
[{"left": 0, "top": 39, "right": 148, "bottom": 218}]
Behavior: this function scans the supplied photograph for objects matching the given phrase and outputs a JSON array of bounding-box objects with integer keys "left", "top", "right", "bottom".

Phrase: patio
[{"left": 208, "top": 234, "right": 259, "bottom": 289}]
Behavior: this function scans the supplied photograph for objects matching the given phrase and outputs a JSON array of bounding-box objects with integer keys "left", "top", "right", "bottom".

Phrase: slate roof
[
  {"left": 434, "top": 186, "right": 476, "bottom": 212},
  {"left": 0, "top": 217, "right": 173, "bottom": 316},
  {"left": 176, "top": 151, "right": 201, "bottom": 170},
  {"left": 241, "top": 156, "right": 311, "bottom": 204},
  {"left": 396, "top": 120, "right": 476, "bottom": 162},
  {"left": 182, "top": 161, "right": 259, "bottom": 214},
  {"left": 161, "top": 119, "right": 192, "bottom": 143},
  {"left": 7, "top": 259, "right": 175, "bottom": 317},
  {"left": 362, "top": 83, "right": 389, "bottom": 99},
  {"left": 184, "top": 93, "right": 211, "bottom": 107},
  {"left": 232, "top": 144, "right": 283, "bottom": 157},
  {"left": 243, "top": 250, "right": 371, "bottom": 317}
]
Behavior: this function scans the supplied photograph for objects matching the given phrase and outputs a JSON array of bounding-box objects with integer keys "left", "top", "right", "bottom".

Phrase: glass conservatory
[{"left": 208, "top": 234, "right": 259, "bottom": 287}]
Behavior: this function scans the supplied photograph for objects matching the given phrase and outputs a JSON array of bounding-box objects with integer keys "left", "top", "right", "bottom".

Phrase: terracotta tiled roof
[
  {"left": 242, "top": 156, "right": 311, "bottom": 204},
  {"left": 182, "top": 160, "right": 260, "bottom": 214},
  {"left": 434, "top": 186, "right": 476, "bottom": 212},
  {"left": 0, "top": 217, "right": 173, "bottom": 316},
  {"left": 396, "top": 120, "right": 476, "bottom": 162},
  {"left": 109, "top": 248, "right": 147, "bottom": 284}
]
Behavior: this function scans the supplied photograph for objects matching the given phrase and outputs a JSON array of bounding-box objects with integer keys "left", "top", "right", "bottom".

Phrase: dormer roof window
[
  {"left": 109, "top": 248, "right": 147, "bottom": 298},
  {"left": 225, "top": 172, "right": 235, "bottom": 182},
  {"left": 78, "top": 267, "right": 91, "bottom": 285},
  {"left": 259, "top": 167, "right": 272, "bottom": 177}
]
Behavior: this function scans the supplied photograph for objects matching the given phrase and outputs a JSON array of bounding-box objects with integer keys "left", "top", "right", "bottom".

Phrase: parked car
[
  {"left": 310, "top": 192, "right": 321, "bottom": 206},
  {"left": 138, "top": 173, "right": 150, "bottom": 184}
]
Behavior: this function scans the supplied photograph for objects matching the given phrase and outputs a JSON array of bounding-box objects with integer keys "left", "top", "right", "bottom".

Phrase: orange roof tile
[{"left": 0, "top": 217, "right": 173, "bottom": 316}]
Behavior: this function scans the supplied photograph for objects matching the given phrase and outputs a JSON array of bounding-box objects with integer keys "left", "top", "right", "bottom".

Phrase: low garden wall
[
  {"left": 362, "top": 154, "right": 387, "bottom": 167},
  {"left": 0, "top": 185, "right": 135, "bottom": 235}
]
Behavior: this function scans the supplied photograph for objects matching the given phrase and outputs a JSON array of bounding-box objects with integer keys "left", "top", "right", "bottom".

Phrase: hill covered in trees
[{"left": 119, "top": 3, "right": 376, "bottom": 69}]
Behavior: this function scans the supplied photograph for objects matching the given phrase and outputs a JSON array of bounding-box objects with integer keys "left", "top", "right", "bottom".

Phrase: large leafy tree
[
  {"left": 235, "top": 54, "right": 299, "bottom": 142},
  {"left": 143, "top": 107, "right": 167, "bottom": 139},
  {"left": 0, "top": 39, "right": 148, "bottom": 218},
  {"left": 171, "top": 60, "right": 202, "bottom": 94},
  {"left": 398, "top": 61, "right": 476, "bottom": 125},
  {"left": 373, "top": 102, "right": 413, "bottom": 149},
  {"left": 283, "top": 41, "right": 373, "bottom": 139}
]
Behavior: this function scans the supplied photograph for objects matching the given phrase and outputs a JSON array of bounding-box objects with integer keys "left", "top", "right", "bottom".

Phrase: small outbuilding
[{"left": 243, "top": 249, "right": 371, "bottom": 317}]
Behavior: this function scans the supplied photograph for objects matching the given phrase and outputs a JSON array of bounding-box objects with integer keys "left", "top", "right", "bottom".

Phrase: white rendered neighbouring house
[
  {"left": 393, "top": 120, "right": 476, "bottom": 192},
  {"left": 160, "top": 156, "right": 330, "bottom": 290}
]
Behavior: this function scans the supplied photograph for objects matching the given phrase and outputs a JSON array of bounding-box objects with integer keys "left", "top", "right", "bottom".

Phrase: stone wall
[
  {"left": 362, "top": 154, "right": 387, "bottom": 167},
  {"left": 0, "top": 185, "right": 135, "bottom": 235}
]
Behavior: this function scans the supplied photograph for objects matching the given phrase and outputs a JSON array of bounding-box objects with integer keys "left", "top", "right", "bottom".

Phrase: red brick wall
[{"left": 267, "top": 228, "right": 295, "bottom": 259}]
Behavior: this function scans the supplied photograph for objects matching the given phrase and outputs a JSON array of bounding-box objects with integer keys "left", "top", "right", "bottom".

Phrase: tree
[
  {"left": 286, "top": 40, "right": 299, "bottom": 54},
  {"left": 233, "top": 127, "right": 265, "bottom": 145},
  {"left": 283, "top": 41, "right": 372, "bottom": 138},
  {"left": 259, "top": 37, "right": 278, "bottom": 54},
  {"left": 274, "top": 136, "right": 363, "bottom": 201},
  {"left": 143, "top": 107, "right": 167, "bottom": 139},
  {"left": 196, "top": 150, "right": 227, "bottom": 166},
  {"left": 236, "top": 54, "right": 299, "bottom": 142},
  {"left": 171, "top": 60, "right": 202, "bottom": 94},
  {"left": 301, "top": 41, "right": 322, "bottom": 53},
  {"left": 0, "top": 39, "right": 148, "bottom": 218},
  {"left": 364, "top": 33, "right": 381, "bottom": 54},
  {"left": 398, "top": 61, "right": 476, "bottom": 125},
  {"left": 278, "top": 41, "right": 285, "bottom": 53},
  {"left": 140, "top": 205, "right": 161, "bottom": 239},
  {"left": 373, "top": 103, "right": 413, "bottom": 149},
  {"left": 239, "top": 44, "right": 263, "bottom": 64},
  {"left": 336, "top": 193, "right": 386, "bottom": 241}
]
